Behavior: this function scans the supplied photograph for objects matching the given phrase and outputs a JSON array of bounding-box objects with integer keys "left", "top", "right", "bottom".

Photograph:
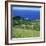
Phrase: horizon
[{"left": 11, "top": 6, "right": 40, "bottom": 20}]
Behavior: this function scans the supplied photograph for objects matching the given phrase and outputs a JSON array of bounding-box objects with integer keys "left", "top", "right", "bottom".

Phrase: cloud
[{"left": 12, "top": 7, "right": 40, "bottom": 11}]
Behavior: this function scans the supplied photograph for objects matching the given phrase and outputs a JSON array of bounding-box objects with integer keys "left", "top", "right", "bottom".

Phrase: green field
[{"left": 11, "top": 16, "right": 40, "bottom": 38}]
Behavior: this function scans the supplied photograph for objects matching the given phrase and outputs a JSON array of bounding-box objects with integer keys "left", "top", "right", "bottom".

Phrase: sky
[{"left": 11, "top": 6, "right": 40, "bottom": 20}]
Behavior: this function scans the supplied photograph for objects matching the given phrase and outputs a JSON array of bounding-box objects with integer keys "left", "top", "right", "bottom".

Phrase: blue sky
[{"left": 11, "top": 6, "right": 40, "bottom": 20}]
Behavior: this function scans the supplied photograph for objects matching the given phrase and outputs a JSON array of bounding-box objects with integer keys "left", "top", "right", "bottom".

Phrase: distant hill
[
  {"left": 12, "top": 9, "right": 40, "bottom": 20},
  {"left": 12, "top": 16, "right": 40, "bottom": 21}
]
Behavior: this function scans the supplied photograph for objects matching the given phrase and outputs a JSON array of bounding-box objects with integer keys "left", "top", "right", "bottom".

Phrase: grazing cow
[
  {"left": 31, "top": 24, "right": 34, "bottom": 30},
  {"left": 31, "top": 23, "right": 35, "bottom": 30},
  {"left": 21, "top": 24, "right": 26, "bottom": 29}
]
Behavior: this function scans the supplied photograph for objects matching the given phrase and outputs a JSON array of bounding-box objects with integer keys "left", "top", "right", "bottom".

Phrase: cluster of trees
[
  {"left": 12, "top": 16, "right": 33, "bottom": 27},
  {"left": 12, "top": 16, "right": 24, "bottom": 26},
  {"left": 12, "top": 16, "right": 40, "bottom": 31}
]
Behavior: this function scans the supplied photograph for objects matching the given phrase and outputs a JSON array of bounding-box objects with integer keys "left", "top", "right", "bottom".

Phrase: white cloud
[{"left": 12, "top": 7, "right": 40, "bottom": 11}]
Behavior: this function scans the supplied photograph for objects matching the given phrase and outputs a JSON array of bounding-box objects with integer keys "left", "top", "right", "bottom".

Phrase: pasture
[{"left": 12, "top": 18, "right": 40, "bottom": 38}]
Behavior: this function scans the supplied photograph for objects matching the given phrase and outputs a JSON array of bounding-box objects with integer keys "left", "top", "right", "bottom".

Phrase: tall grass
[{"left": 12, "top": 16, "right": 40, "bottom": 38}]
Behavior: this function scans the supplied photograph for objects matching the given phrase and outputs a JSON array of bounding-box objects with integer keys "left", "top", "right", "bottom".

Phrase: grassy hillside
[{"left": 12, "top": 16, "right": 40, "bottom": 38}]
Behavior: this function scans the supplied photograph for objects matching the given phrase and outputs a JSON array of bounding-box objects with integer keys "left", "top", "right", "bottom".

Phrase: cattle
[{"left": 15, "top": 23, "right": 35, "bottom": 30}]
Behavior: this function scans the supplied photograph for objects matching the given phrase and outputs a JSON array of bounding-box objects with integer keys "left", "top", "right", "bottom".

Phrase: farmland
[{"left": 11, "top": 16, "right": 40, "bottom": 38}]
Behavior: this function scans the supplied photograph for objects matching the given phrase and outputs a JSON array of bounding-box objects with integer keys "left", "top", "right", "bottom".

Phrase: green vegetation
[{"left": 12, "top": 16, "right": 40, "bottom": 38}]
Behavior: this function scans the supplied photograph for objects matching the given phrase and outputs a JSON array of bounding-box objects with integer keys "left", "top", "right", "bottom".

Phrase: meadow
[{"left": 11, "top": 16, "right": 40, "bottom": 38}]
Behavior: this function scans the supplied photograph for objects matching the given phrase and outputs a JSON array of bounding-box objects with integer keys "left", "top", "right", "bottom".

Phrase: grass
[
  {"left": 12, "top": 25, "right": 40, "bottom": 38},
  {"left": 11, "top": 16, "right": 40, "bottom": 38}
]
